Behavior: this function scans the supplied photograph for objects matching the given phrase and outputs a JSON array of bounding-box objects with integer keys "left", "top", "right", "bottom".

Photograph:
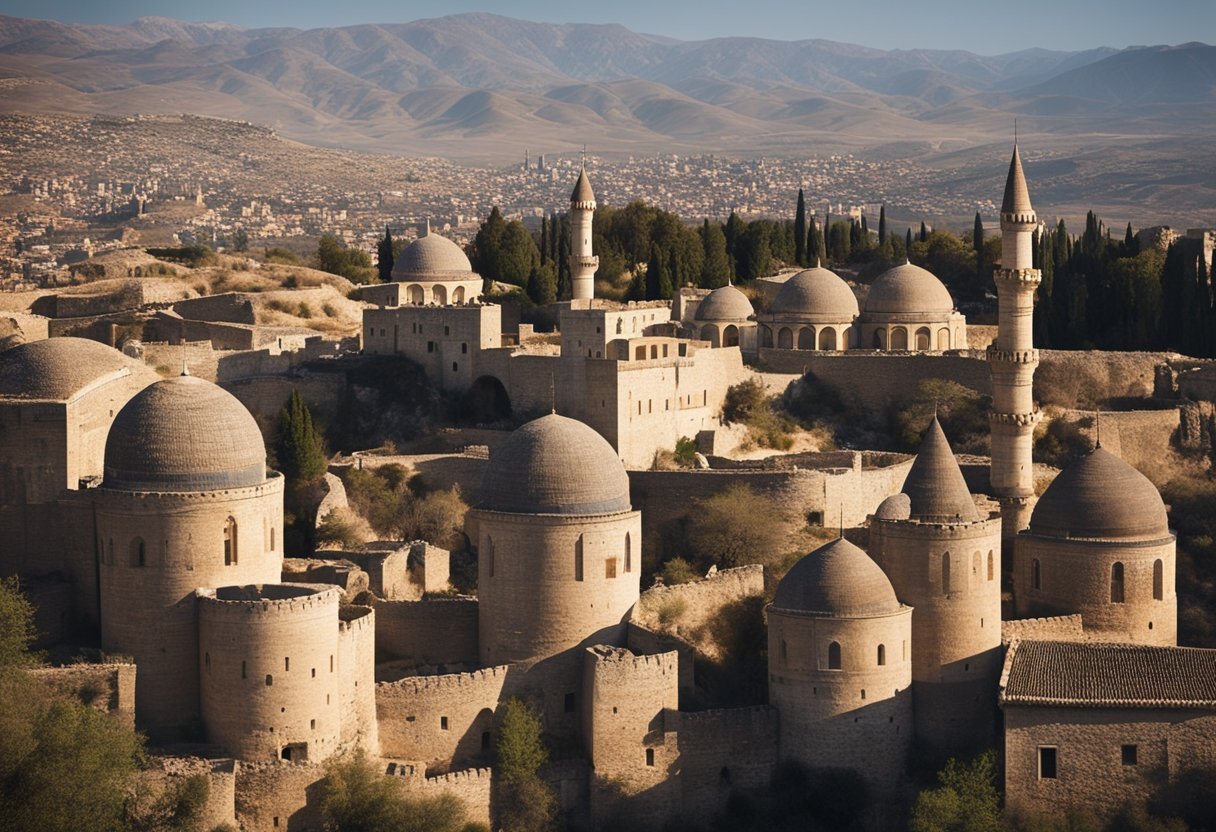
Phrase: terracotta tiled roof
[{"left": 1001, "top": 640, "right": 1216, "bottom": 708}]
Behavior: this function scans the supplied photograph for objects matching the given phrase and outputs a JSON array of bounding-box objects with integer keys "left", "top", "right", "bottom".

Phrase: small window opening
[
  {"left": 1039, "top": 747, "right": 1058, "bottom": 779},
  {"left": 1122, "top": 744, "right": 1138, "bottom": 766},
  {"left": 646, "top": 749, "right": 655, "bottom": 767},
  {"left": 440, "top": 716, "right": 449, "bottom": 730},
  {"left": 564, "top": 692, "right": 575, "bottom": 713}
]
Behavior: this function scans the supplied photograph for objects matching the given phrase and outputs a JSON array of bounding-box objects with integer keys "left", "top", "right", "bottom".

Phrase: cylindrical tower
[
  {"left": 868, "top": 417, "right": 1003, "bottom": 755},
  {"left": 472, "top": 414, "right": 640, "bottom": 667},
  {"left": 569, "top": 167, "right": 599, "bottom": 301},
  {"left": 768, "top": 538, "right": 912, "bottom": 793},
  {"left": 1014, "top": 446, "right": 1176, "bottom": 646},
  {"left": 990, "top": 145, "right": 1043, "bottom": 549},
  {"left": 96, "top": 374, "right": 283, "bottom": 738},
  {"left": 198, "top": 584, "right": 343, "bottom": 762}
]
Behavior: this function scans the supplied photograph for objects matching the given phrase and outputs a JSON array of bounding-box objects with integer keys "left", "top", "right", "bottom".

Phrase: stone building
[
  {"left": 361, "top": 225, "right": 484, "bottom": 307},
  {"left": 756, "top": 261, "right": 859, "bottom": 351},
  {"left": 767, "top": 537, "right": 913, "bottom": 792},
  {"left": 691, "top": 283, "right": 756, "bottom": 349},
  {"left": 857, "top": 261, "right": 968, "bottom": 352}
]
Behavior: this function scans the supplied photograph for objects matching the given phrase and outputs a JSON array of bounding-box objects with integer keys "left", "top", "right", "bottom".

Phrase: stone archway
[
  {"left": 890, "top": 327, "right": 908, "bottom": 351},
  {"left": 452, "top": 285, "right": 466, "bottom": 304},
  {"left": 818, "top": 327, "right": 837, "bottom": 351},
  {"left": 778, "top": 327, "right": 793, "bottom": 349},
  {"left": 937, "top": 327, "right": 951, "bottom": 350},
  {"left": 432, "top": 284, "right": 448, "bottom": 306},
  {"left": 760, "top": 326, "right": 773, "bottom": 348},
  {"left": 797, "top": 327, "right": 815, "bottom": 350},
  {"left": 915, "top": 327, "right": 931, "bottom": 351},
  {"left": 407, "top": 284, "right": 425, "bottom": 305},
  {"left": 723, "top": 325, "right": 739, "bottom": 347},
  {"left": 469, "top": 375, "right": 511, "bottom": 422},
  {"left": 702, "top": 325, "right": 721, "bottom": 348}
]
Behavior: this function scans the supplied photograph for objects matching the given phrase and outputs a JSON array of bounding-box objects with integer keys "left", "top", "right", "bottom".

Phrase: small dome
[
  {"left": 0, "top": 337, "right": 153, "bottom": 401},
  {"left": 770, "top": 266, "right": 859, "bottom": 320},
  {"left": 478, "top": 414, "right": 630, "bottom": 516},
  {"left": 864, "top": 262, "right": 954, "bottom": 316},
  {"left": 391, "top": 232, "right": 473, "bottom": 282},
  {"left": 103, "top": 375, "right": 267, "bottom": 492},
  {"left": 695, "top": 284, "right": 754, "bottom": 322},
  {"left": 772, "top": 538, "right": 901, "bottom": 617},
  {"left": 874, "top": 494, "right": 911, "bottom": 521},
  {"left": 1029, "top": 447, "right": 1169, "bottom": 540}
]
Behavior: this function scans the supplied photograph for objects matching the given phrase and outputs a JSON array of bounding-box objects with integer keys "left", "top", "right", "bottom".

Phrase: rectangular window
[
  {"left": 440, "top": 716, "right": 449, "bottom": 731},
  {"left": 646, "top": 748, "right": 655, "bottom": 767},
  {"left": 564, "top": 692, "right": 575, "bottom": 713},
  {"left": 605, "top": 557, "right": 617, "bottom": 579},
  {"left": 427, "top": 341, "right": 435, "bottom": 353},
  {"left": 1038, "top": 746, "right": 1058, "bottom": 780},
  {"left": 1122, "top": 744, "right": 1138, "bottom": 766}
]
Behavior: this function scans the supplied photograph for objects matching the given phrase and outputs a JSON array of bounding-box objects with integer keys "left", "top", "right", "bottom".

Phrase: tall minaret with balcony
[
  {"left": 569, "top": 165, "right": 599, "bottom": 301},
  {"left": 989, "top": 145, "right": 1042, "bottom": 551}
]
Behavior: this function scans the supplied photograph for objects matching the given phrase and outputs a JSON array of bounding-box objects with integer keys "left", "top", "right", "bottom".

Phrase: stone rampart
[
  {"left": 397, "top": 766, "right": 493, "bottom": 827},
  {"left": 144, "top": 757, "right": 237, "bottom": 831},
  {"left": 373, "top": 598, "right": 479, "bottom": 667},
  {"left": 172, "top": 293, "right": 256, "bottom": 324},
  {"left": 677, "top": 706, "right": 779, "bottom": 825},
  {"left": 28, "top": 662, "right": 136, "bottom": 728},
  {"left": 234, "top": 760, "right": 326, "bottom": 832}
]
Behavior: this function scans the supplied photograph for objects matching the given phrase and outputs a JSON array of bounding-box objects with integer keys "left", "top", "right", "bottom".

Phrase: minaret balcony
[
  {"left": 987, "top": 347, "right": 1039, "bottom": 364},
  {"left": 1000, "top": 211, "right": 1037, "bottom": 226},
  {"left": 989, "top": 410, "right": 1043, "bottom": 427},
  {"left": 994, "top": 268, "right": 1042, "bottom": 287},
  {"left": 570, "top": 255, "right": 599, "bottom": 269}
]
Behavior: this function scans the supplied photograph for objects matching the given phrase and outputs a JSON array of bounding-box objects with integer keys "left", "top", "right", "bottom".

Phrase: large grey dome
[
  {"left": 770, "top": 266, "right": 859, "bottom": 320},
  {"left": 391, "top": 232, "right": 474, "bottom": 282},
  {"left": 772, "top": 537, "right": 901, "bottom": 617},
  {"left": 1029, "top": 447, "right": 1169, "bottom": 541},
  {"left": 479, "top": 414, "right": 631, "bottom": 516},
  {"left": 864, "top": 262, "right": 954, "bottom": 316},
  {"left": 695, "top": 284, "right": 754, "bottom": 322},
  {"left": 103, "top": 375, "right": 267, "bottom": 492},
  {"left": 0, "top": 337, "right": 154, "bottom": 401}
]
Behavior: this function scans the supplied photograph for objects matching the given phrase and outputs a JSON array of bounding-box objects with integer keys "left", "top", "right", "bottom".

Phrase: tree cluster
[{"left": 316, "top": 234, "right": 376, "bottom": 284}]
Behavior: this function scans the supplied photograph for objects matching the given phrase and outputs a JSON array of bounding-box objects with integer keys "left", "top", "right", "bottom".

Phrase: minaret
[
  {"left": 569, "top": 165, "right": 599, "bottom": 301},
  {"left": 989, "top": 145, "right": 1042, "bottom": 552}
]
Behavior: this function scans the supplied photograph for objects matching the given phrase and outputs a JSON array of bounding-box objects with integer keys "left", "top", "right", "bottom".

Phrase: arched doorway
[
  {"left": 915, "top": 327, "right": 931, "bottom": 351},
  {"left": 818, "top": 327, "right": 837, "bottom": 351},
  {"left": 890, "top": 327, "right": 908, "bottom": 351},
  {"left": 469, "top": 375, "right": 511, "bottom": 422},
  {"left": 723, "top": 325, "right": 739, "bottom": 347},
  {"left": 778, "top": 327, "right": 793, "bottom": 349},
  {"left": 702, "top": 325, "right": 721, "bottom": 348},
  {"left": 937, "top": 327, "right": 951, "bottom": 350},
  {"left": 797, "top": 327, "right": 815, "bottom": 350},
  {"left": 452, "top": 286, "right": 466, "bottom": 304},
  {"left": 432, "top": 284, "right": 447, "bottom": 306},
  {"left": 407, "top": 284, "right": 425, "bottom": 305}
]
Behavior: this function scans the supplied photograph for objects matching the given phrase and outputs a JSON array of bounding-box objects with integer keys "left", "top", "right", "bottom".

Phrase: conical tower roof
[
  {"left": 571, "top": 167, "right": 595, "bottom": 205},
  {"left": 900, "top": 416, "right": 979, "bottom": 523},
  {"left": 1001, "top": 145, "right": 1033, "bottom": 216}
]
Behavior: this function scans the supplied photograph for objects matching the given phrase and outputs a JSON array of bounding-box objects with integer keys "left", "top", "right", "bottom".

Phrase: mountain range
[{"left": 0, "top": 13, "right": 1212, "bottom": 166}]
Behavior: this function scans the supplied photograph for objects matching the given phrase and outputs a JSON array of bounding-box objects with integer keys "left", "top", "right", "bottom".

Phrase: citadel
[{"left": 2, "top": 148, "right": 1214, "bottom": 831}]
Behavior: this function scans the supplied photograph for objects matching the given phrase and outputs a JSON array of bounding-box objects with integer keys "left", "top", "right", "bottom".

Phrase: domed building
[
  {"left": 96, "top": 372, "right": 284, "bottom": 737},
  {"left": 768, "top": 537, "right": 912, "bottom": 792},
  {"left": 473, "top": 413, "right": 640, "bottom": 665},
  {"left": 693, "top": 283, "right": 755, "bottom": 347},
  {"left": 390, "top": 225, "right": 484, "bottom": 305},
  {"left": 1014, "top": 445, "right": 1176, "bottom": 646},
  {"left": 868, "top": 417, "right": 1003, "bottom": 754},
  {"left": 857, "top": 261, "right": 967, "bottom": 351},
  {"left": 757, "top": 262, "right": 858, "bottom": 351}
]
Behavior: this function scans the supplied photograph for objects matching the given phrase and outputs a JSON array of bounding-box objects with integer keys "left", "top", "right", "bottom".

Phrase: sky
[{"left": 3, "top": 0, "right": 1213, "bottom": 54}]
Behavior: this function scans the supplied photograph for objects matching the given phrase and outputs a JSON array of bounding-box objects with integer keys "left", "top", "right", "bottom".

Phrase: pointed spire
[
  {"left": 571, "top": 164, "right": 595, "bottom": 205},
  {"left": 1001, "top": 144, "right": 1034, "bottom": 216},
  {"left": 900, "top": 415, "right": 980, "bottom": 523}
]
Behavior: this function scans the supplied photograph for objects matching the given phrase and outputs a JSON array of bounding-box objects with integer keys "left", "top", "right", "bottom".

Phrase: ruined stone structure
[{"left": 989, "top": 145, "right": 1043, "bottom": 545}]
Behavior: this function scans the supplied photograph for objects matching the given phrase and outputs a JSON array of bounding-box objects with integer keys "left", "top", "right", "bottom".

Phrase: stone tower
[
  {"left": 569, "top": 166, "right": 599, "bottom": 301},
  {"left": 989, "top": 145, "right": 1042, "bottom": 548},
  {"left": 868, "top": 417, "right": 1003, "bottom": 755}
]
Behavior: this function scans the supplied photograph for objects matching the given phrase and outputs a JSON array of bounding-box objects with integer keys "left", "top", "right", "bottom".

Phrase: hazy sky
[{"left": 6, "top": 0, "right": 1214, "bottom": 54}]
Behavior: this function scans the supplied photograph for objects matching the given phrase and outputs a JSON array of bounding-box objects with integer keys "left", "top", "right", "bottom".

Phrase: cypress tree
[
  {"left": 973, "top": 213, "right": 984, "bottom": 259},
  {"left": 645, "top": 243, "right": 670, "bottom": 300},
  {"left": 878, "top": 204, "right": 887, "bottom": 245},
  {"left": 276, "top": 389, "right": 326, "bottom": 484},
  {"left": 1124, "top": 222, "right": 1137, "bottom": 256},
  {"left": 824, "top": 210, "right": 832, "bottom": 260},
  {"left": 539, "top": 216, "right": 549, "bottom": 266},
  {"left": 906, "top": 227, "right": 913, "bottom": 251},
  {"left": 919, "top": 221, "right": 928, "bottom": 243},
  {"left": 376, "top": 227, "right": 394, "bottom": 283},
  {"left": 807, "top": 217, "right": 821, "bottom": 265},
  {"left": 794, "top": 189, "right": 807, "bottom": 267},
  {"left": 549, "top": 212, "right": 559, "bottom": 264},
  {"left": 700, "top": 219, "right": 731, "bottom": 289}
]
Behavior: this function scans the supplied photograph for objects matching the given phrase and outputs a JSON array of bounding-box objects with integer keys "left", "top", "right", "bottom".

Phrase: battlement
[
  {"left": 988, "top": 347, "right": 1040, "bottom": 365},
  {"left": 589, "top": 645, "right": 679, "bottom": 675},
  {"left": 424, "top": 767, "right": 493, "bottom": 786},
  {"left": 870, "top": 512, "right": 1002, "bottom": 536},
  {"left": 989, "top": 410, "right": 1043, "bottom": 427},
  {"left": 339, "top": 604, "right": 374, "bottom": 632},
  {"left": 377, "top": 664, "right": 510, "bottom": 693},
  {"left": 197, "top": 583, "right": 339, "bottom": 616},
  {"left": 993, "top": 267, "right": 1041, "bottom": 286},
  {"left": 1000, "top": 211, "right": 1037, "bottom": 226}
]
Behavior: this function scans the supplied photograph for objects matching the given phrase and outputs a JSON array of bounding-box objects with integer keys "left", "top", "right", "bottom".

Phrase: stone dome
[
  {"left": 770, "top": 266, "right": 859, "bottom": 320},
  {"left": 0, "top": 337, "right": 152, "bottom": 401},
  {"left": 391, "top": 231, "right": 474, "bottom": 282},
  {"left": 772, "top": 537, "right": 902, "bottom": 617},
  {"left": 478, "top": 414, "right": 631, "bottom": 516},
  {"left": 695, "top": 284, "right": 754, "bottom": 322},
  {"left": 874, "top": 494, "right": 911, "bottom": 521},
  {"left": 1029, "top": 447, "right": 1169, "bottom": 541},
  {"left": 864, "top": 262, "right": 954, "bottom": 316},
  {"left": 103, "top": 374, "right": 267, "bottom": 492}
]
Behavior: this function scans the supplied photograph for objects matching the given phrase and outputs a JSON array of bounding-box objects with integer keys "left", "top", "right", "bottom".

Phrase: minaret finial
[
  {"left": 1014, "top": 117, "right": 1018, "bottom": 145},
  {"left": 1095, "top": 409, "right": 1101, "bottom": 449},
  {"left": 839, "top": 501, "right": 844, "bottom": 539},
  {"left": 425, "top": 218, "right": 430, "bottom": 236},
  {"left": 549, "top": 372, "right": 556, "bottom": 415},
  {"left": 581, "top": 144, "right": 586, "bottom": 168},
  {"left": 180, "top": 360, "right": 190, "bottom": 377}
]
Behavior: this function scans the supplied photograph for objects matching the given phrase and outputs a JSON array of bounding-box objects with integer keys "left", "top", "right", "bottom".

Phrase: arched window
[
  {"left": 432, "top": 285, "right": 447, "bottom": 305},
  {"left": 937, "top": 327, "right": 951, "bottom": 350},
  {"left": 130, "top": 537, "right": 145, "bottom": 568},
  {"left": 1153, "top": 559, "right": 1164, "bottom": 601},
  {"left": 987, "top": 550, "right": 995, "bottom": 581},
  {"left": 877, "top": 644, "right": 886, "bottom": 666},
  {"left": 873, "top": 328, "right": 886, "bottom": 350},
  {"left": 1032, "top": 558, "right": 1041, "bottom": 590},
  {"left": 828, "top": 641, "right": 842, "bottom": 670},
  {"left": 915, "top": 327, "right": 931, "bottom": 351},
  {"left": 1111, "top": 562, "right": 1125, "bottom": 603},
  {"left": 723, "top": 325, "right": 739, "bottom": 348},
  {"left": 224, "top": 517, "right": 238, "bottom": 565},
  {"left": 798, "top": 327, "right": 815, "bottom": 350},
  {"left": 702, "top": 325, "right": 720, "bottom": 348},
  {"left": 760, "top": 326, "right": 773, "bottom": 348},
  {"left": 624, "top": 532, "right": 632, "bottom": 573},
  {"left": 890, "top": 327, "right": 908, "bottom": 351},
  {"left": 942, "top": 552, "right": 951, "bottom": 595},
  {"left": 616, "top": 319, "right": 623, "bottom": 334},
  {"left": 818, "top": 327, "right": 837, "bottom": 351},
  {"left": 574, "top": 535, "right": 584, "bottom": 582},
  {"left": 778, "top": 327, "right": 793, "bottom": 349}
]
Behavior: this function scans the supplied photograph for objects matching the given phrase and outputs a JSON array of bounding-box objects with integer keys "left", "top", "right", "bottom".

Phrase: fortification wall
[
  {"left": 678, "top": 706, "right": 779, "bottom": 826},
  {"left": 1051, "top": 408, "right": 1181, "bottom": 479},
  {"left": 141, "top": 341, "right": 221, "bottom": 381},
  {"left": 144, "top": 757, "right": 237, "bottom": 831},
  {"left": 172, "top": 293, "right": 256, "bottom": 324},
  {"left": 632, "top": 566, "right": 765, "bottom": 664},
  {"left": 1036, "top": 350, "right": 1170, "bottom": 407},
  {"left": 338, "top": 605, "right": 379, "bottom": 754},
  {"left": 394, "top": 766, "right": 493, "bottom": 828},
  {"left": 376, "top": 665, "right": 508, "bottom": 770},
  {"left": 373, "top": 598, "right": 479, "bottom": 667},
  {"left": 29, "top": 662, "right": 136, "bottom": 727},
  {"left": 234, "top": 761, "right": 326, "bottom": 832},
  {"left": 223, "top": 374, "right": 348, "bottom": 437}
]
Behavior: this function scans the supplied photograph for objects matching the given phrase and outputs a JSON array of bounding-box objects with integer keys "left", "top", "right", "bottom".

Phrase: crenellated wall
[{"left": 338, "top": 604, "right": 379, "bottom": 755}]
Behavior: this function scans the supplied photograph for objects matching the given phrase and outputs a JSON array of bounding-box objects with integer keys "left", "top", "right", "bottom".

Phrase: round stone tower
[
  {"left": 768, "top": 537, "right": 912, "bottom": 793},
  {"left": 1014, "top": 446, "right": 1176, "bottom": 646},
  {"left": 96, "top": 373, "right": 283, "bottom": 737},
  {"left": 867, "top": 417, "right": 1003, "bottom": 755},
  {"left": 989, "top": 145, "right": 1043, "bottom": 549},
  {"left": 569, "top": 166, "right": 599, "bottom": 301},
  {"left": 198, "top": 584, "right": 343, "bottom": 762},
  {"left": 472, "top": 413, "right": 640, "bottom": 666}
]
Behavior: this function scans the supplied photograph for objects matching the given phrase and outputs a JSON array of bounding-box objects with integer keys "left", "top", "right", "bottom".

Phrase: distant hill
[{"left": 0, "top": 13, "right": 1210, "bottom": 162}]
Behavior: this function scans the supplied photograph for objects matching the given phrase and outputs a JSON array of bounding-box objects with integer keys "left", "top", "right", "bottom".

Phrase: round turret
[{"left": 772, "top": 537, "right": 901, "bottom": 617}]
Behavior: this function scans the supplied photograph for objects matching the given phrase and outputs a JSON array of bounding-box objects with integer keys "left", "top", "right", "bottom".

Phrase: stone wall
[
  {"left": 338, "top": 605, "right": 379, "bottom": 755},
  {"left": 172, "top": 293, "right": 256, "bottom": 324},
  {"left": 141, "top": 341, "right": 221, "bottom": 380},
  {"left": 392, "top": 765, "right": 493, "bottom": 828},
  {"left": 1051, "top": 408, "right": 1181, "bottom": 481},
  {"left": 28, "top": 662, "right": 136, "bottom": 728},
  {"left": 677, "top": 706, "right": 779, "bottom": 826},
  {"left": 373, "top": 598, "right": 479, "bottom": 667},
  {"left": 234, "top": 761, "right": 326, "bottom": 832},
  {"left": 143, "top": 757, "right": 237, "bottom": 832},
  {"left": 1001, "top": 615, "right": 1086, "bottom": 644}
]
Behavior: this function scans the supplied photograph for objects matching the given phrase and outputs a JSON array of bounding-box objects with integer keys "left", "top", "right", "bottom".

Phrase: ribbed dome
[
  {"left": 103, "top": 375, "right": 267, "bottom": 492},
  {"left": 864, "top": 262, "right": 954, "bottom": 316},
  {"left": 391, "top": 232, "right": 473, "bottom": 282},
  {"left": 0, "top": 337, "right": 153, "bottom": 401},
  {"left": 772, "top": 537, "right": 901, "bottom": 617},
  {"left": 695, "top": 284, "right": 754, "bottom": 321},
  {"left": 770, "top": 266, "right": 859, "bottom": 320},
  {"left": 1029, "top": 447, "right": 1169, "bottom": 541},
  {"left": 478, "top": 414, "right": 631, "bottom": 516},
  {"left": 900, "top": 416, "right": 979, "bottom": 523}
]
